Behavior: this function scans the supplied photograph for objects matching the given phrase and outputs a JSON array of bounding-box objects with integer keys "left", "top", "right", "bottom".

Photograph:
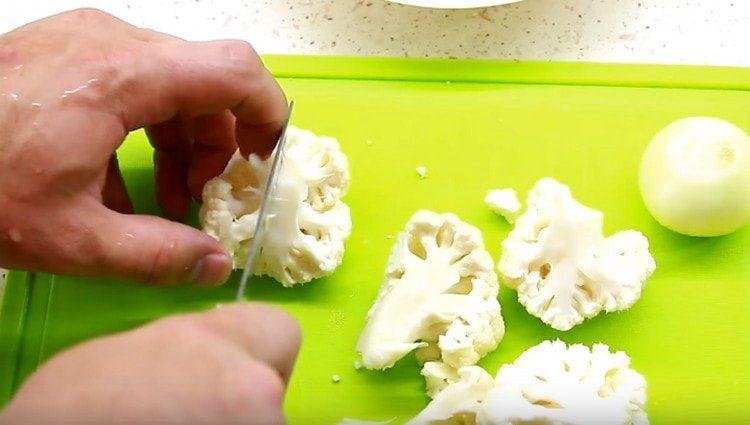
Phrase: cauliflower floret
[
  {"left": 422, "top": 361, "right": 461, "bottom": 398},
  {"left": 484, "top": 188, "right": 522, "bottom": 223},
  {"left": 478, "top": 340, "right": 648, "bottom": 425},
  {"left": 410, "top": 341, "right": 648, "bottom": 425},
  {"left": 200, "top": 126, "right": 351, "bottom": 286},
  {"left": 356, "top": 210, "right": 505, "bottom": 370},
  {"left": 408, "top": 366, "right": 495, "bottom": 425},
  {"left": 499, "top": 178, "right": 655, "bottom": 331}
]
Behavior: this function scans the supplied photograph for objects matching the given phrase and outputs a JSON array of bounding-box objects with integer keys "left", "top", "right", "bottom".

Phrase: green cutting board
[{"left": 1, "top": 56, "right": 749, "bottom": 424}]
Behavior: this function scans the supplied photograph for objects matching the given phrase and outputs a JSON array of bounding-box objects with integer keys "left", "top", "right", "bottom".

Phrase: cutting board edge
[{"left": 262, "top": 54, "right": 750, "bottom": 91}]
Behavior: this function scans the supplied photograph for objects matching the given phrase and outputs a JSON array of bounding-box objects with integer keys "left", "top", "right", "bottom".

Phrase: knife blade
[{"left": 235, "top": 101, "right": 295, "bottom": 301}]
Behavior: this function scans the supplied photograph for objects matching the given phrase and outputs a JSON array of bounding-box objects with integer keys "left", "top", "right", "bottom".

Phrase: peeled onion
[{"left": 639, "top": 117, "right": 750, "bottom": 237}]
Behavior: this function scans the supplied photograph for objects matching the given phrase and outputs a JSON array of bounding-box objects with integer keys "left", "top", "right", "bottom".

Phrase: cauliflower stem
[{"left": 357, "top": 211, "right": 505, "bottom": 371}]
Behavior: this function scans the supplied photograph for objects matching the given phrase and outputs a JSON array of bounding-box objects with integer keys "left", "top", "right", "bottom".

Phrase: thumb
[{"left": 91, "top": 207, "right": 233, "bottom": 286}]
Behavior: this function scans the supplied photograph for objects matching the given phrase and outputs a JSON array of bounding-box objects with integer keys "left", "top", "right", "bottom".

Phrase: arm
[
  {"left": 0, "top": 10, "right": 299, "bottom": 424},
  {"left": 0, "top": 303, "right": 301, "bottom": 424}
]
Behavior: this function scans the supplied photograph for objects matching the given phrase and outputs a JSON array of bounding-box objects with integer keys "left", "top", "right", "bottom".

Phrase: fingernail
[{"left": 189, "top": 253, "right": 233, "bottom": 286}]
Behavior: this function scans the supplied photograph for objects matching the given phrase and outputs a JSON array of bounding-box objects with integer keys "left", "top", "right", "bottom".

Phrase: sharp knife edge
[{"left": 235, "top": 101, "right": 295, "bottom": 301}]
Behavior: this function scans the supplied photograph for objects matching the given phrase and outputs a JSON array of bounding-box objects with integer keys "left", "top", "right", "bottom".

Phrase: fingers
[
  {"left": 147, "top": 112, "right": 239, "bottom": 204},
  {"left": 146, "top": 118, "right": 192, "bottom": 220},
  {"left": 115, "top": 39, "right": 287, "bottom": 158},
  {"left": 186, "top": 112, "right": 237, "bottom": 200},
  {"left": 90, "top": 206, "right": 232, "bottom": 286},
  {"left": 101, "top": 154, "right": 134, "bottom": 214},
  {"left": 196, "top": 303, "right": 302, "bottom": 383}
]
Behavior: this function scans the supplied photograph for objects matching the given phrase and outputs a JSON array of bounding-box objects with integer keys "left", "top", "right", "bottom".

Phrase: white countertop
[
  {"left": 0, "top": 0, "right": 747, "bottom": 290},
  {"left": 1, "top": 0, "right": 748, "bottom": 66}
]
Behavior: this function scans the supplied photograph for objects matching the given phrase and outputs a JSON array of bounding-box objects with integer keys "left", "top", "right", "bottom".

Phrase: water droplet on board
[{"left": 327, "top": 310, "right": 346, "bottom": 331}]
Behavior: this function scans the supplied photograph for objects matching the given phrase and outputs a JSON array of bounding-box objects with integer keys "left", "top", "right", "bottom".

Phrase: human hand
[
  {"left": 0, "top": 8, "right": 287, "bottom": 285},
  {"left": 0, "top": 303, "right": 301, "bottom": 425}
]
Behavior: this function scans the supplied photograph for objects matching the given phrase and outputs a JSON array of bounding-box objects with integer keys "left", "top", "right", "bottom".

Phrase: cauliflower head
[
  {"left": 478, "top": 340, "right": 648, "bottom": 425},
  {"left": 410, "top": 341, "right": 648, "bottom": 425},
  {"left": 356, "top": 210, "right": 504, "bottom": 370},
  {"left": 499, "top": 178, "right": 655, "bottom": 331},
  {"left": 200, "top": 126, "right": 351, "bottom": 286}
]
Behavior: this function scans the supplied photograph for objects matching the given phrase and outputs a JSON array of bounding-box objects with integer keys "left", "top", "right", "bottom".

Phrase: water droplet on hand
[
  {"left": 7, "top": 228, "right": 22, "bottom": 243},
  {"left": 60, "top": 79, "right": 98, "bottom": 99}
]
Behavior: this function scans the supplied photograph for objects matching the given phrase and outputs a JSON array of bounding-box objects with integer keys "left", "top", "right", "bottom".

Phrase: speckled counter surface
[
  {"left": 0, "top": 1, "right": 747, "bottom": 289},
  {"left": 0, "top": 0, "right": 748, "bottom": 66}
]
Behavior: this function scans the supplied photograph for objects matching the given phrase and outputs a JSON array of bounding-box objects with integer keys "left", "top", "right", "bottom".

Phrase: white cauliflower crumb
[
  {"left": 499, "top": 178, "right": 656, "bottom": 331},
  {"left": 484, "top": 188, "right": 522, "bottom": 223},
  {"left": 410, "top": 340, "right": 649, "bottom": 425},
  {"left": 422, "top": 361, "right": 461, "bottom": 398},
  {"left": 200, "top": 126, "right": 352, "bottom": 287},
  {"left": 408, "top": 365, "right": 494, "bottom": 425},
  {"left": 356, "top": 210, "right": 504, "bottom": 371},
  {"left": 353, "top": 360, "right": 363, "bottom": 370},
  {"left": 331, "top": 374, "right": 341, "bottom": 383},
  {"left": 416, "top": 166, "right": 428, "bottom": 179}
]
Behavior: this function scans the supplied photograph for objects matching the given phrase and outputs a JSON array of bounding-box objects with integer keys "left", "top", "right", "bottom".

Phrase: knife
[{"left": 235, "top": 101, "right": 295, "bottom": 301}]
